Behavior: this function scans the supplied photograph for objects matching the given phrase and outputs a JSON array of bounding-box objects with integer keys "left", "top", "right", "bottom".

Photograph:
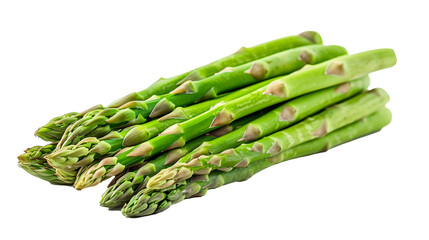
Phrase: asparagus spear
[
  {"left": 100, "top": 77, "right": 369, "bottom": 207},
  {"left": 74, "top": 110, "right": 266, "bottom": 190},
  {"left": 122, "top": 108, "right": 392, "bottom": 217},
  {"left": 147, "top": 88, "right": 390, "bottom": 189},
  {"left": 36, "top": 31, "right": 323, "bottom": 142},
  {"left": 73, "top": 48, "right": 395, "bottom": 190},
  {"left": 56, "top": 44, "right": 347, "bottom": 149},
  {"left": 46, "top": 80, "right": 270, "bottom": 171}
]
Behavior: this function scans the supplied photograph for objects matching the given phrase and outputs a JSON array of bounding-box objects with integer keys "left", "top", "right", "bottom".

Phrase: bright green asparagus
[
  {"left": 122, "top": 108, "right": 392, "bottom": 217},
  {"left": 74, "top": 110, "right": 267, "bottom": 190},
  {"left": 46, "top": 80, "right": 271, "bottom": 172},
  {"left": 55, "top": 44, "right": 346, "bottom": 149},
  {"left": 100, "top": 133, "right": 229, "bottom": 209},
  {"left": 147, "top": 88, "right": 390, "bottom": 189},
  {"left": 178, "top": 77, "right": 369, "bottom": 163},
  {"left": 17, "top": 144, "right": 73, "bottom": 185},
  {"left": 36, "top": 32, "right": 323, "bottom": 142},
  {"left": 72, "top": 48, "right": 395, "bottom": 191},
  {"left": 100, "top": 76, "right": 369, "bottom": 207}
]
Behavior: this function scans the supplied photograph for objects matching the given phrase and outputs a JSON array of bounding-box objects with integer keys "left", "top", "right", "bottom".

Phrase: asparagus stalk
[
  {"left": 74, "top": 110, "right": 266, "bottom": 190},
  {"left": 36, "top": 31, "right": 323, "bottom": 142},
  {"left": 101, "top": 77, "right": 369, "bottom": 207},
  {"left": 46, "top": 80, "right": 270, "bottom": 172},
  {"left": 122, "top": 108, "right": 392, "bottom": 217},
  {"left": 73, "top": 48, "right": 395, "bottom": 189},
  {"left": 147, "top": 88, "right": 389, "bottom": 189},
  {"left": 55, "top": 44, "right": 347, "bottom": 149}
]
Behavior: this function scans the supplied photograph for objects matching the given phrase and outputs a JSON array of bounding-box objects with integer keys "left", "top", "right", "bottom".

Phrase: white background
[{"left": 1, "top": 0, "right": 427, "bottom": 239}]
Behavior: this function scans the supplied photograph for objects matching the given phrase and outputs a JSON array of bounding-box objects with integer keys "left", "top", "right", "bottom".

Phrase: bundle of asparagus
[{"left": 18, "top": 31, "right": 396, "bottom": 218}]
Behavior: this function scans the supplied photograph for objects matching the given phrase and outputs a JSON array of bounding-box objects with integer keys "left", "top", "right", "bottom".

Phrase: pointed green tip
[{"left": 35, "top": 127, "right": 63, "bottom": 142}]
